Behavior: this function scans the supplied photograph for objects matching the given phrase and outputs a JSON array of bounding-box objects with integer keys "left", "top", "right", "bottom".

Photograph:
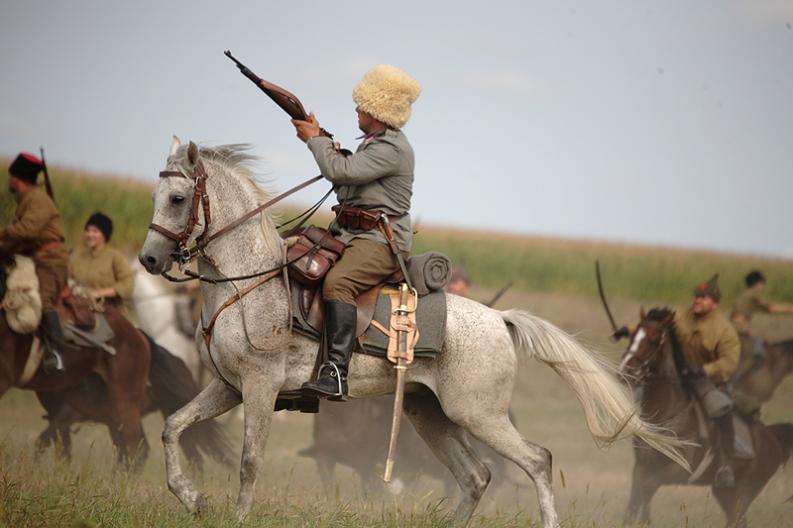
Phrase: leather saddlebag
[
  {"left": 63, "top": 295, "right": 96, "bottom": 330},
  {"left": 287, "top": 226, "right": 346, "bottom": 287}
]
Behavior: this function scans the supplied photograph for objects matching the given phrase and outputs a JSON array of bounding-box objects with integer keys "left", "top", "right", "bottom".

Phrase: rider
[
  {"left": 730, "top": 270, "right": 793, "bottom": 360},
  {"left": 446, "top": 266, "right": 472, "bottom": 298},
  {"left": 69, "top": 212, "right": 134, "bottom": 317},
  {"left": 674, "top": 274, "right": 741, "bottom": 488},
  {"left": 291, "top": 64, "right": 421, "bottom": 400},
  {"left": 0, "top": 153, "right": 69, "bottom": 372}
]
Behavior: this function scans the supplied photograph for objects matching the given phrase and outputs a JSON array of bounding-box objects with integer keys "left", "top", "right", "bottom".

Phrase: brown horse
[
  {"left": 0, "top": 304, "right": 152, "bottom": 470},
  {"left": 731, "top": 337, "right": 793, "bottom": 416},
  {"left": 620, "top": 308, "right": 793, "bottom": 527},
  {"left": 33, "top": 332, "right": 233, "bottom": 471}
]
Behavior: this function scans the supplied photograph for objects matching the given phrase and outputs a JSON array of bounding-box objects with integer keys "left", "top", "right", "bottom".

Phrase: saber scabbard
[{"left": 383, "top": 283, "right": 411, "bottom": 482}]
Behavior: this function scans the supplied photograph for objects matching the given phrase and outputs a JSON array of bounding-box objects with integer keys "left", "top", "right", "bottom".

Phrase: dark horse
[
  {"left": 0, "top": 303, "right": 151, "bottom": 468},
  {"left": 620, "top": 308, "right": 793, "bottom": 527},
  {"left": 34, "top": 333, "right": 232, "bottom": 471},
  {"left": 731, "top": 337, "right": 793, "bottom": 417}
]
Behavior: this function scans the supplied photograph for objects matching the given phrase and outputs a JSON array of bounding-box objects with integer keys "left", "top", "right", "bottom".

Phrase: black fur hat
[
  {"left": 85, "top": 212, "right": 113, "bottom": 242},
  {"left": 8, "top": 153, "right": 44, "bottom": 184}
]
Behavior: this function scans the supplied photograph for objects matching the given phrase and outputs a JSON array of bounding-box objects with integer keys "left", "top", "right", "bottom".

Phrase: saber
[
  {"left": 485, "top": 282, "right": 513, "bottom": 308},
  {"left": 595, "top": 260, "right": 619, "bottom": 337}
]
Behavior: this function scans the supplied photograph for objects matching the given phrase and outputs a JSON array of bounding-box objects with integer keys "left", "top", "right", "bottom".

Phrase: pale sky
[{"left": 2, "top": 1, "right": 792, "bottom": 257}]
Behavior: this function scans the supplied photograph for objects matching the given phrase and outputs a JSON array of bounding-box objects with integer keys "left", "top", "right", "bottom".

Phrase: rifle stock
[{"left": 224, "top": 50, "right": 334, "bottom": 139}]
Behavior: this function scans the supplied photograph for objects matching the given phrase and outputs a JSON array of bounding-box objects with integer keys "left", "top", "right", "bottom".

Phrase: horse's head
[
  {"left": 139, "top": 136, "right": 207, "bottom": 274},
  {"left": 619, "top": 307, "right": 676, "bottom": 382}
]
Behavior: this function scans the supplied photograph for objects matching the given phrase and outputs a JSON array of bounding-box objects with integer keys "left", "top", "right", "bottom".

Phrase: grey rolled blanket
[{"left": 408, "top": 252, "right": 452, "bottom": 295}]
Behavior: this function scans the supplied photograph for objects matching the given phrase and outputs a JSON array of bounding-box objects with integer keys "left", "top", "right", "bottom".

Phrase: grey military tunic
[{"left": 306, "top": 127, "right": 414, "bottom": 253}]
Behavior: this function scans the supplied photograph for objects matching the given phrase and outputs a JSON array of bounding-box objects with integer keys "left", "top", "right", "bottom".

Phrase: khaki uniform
[
  {"left": 69, "top": 245, "right": 134, "bottom": 315},
  {"left": 674, "top": 308, "right": 741, "bottom": 383},
  {"left": 0, "top": 187, "right": 68, "bottom": 309},
  {"left": 307, "top": 128, "right": 414, "bottom": 304},
  {"left": 730, "top": 289, "right": 770, "bottom": 334}
]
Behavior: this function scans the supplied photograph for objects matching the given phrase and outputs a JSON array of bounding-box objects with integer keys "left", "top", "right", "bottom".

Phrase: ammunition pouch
[{"left": 332, "top": 204, "right": 384, "bottom": 231}]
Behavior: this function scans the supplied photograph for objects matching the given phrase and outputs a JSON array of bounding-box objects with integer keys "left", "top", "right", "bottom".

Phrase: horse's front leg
[
  {"left": 163, "top": 378, "right": 242, "bottom": 513},
  {"left": 236, "top": 376, "right": 281, "bottom": 521}
]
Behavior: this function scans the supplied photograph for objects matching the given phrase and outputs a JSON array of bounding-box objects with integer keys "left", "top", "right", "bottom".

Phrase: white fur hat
[{"left": 352, "top": 65, "right": 421, "bottom": 129}]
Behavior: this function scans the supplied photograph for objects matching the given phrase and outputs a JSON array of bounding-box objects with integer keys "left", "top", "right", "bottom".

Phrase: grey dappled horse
[{"left": 139, "top": 138, "right": 687, "bottom": 528}]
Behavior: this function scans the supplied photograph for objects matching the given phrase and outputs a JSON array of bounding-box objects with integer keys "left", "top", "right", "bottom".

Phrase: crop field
[{"left": 1, "top": 164, "right": 792, "bottom": 526}]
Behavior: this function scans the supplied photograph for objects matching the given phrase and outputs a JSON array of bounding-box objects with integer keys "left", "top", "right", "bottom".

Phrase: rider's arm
[
  {"left": 307, "top": 135, "right": 400, "bottom": 186},
  {"left": 0, "top": 195, "right": 55, "bottom": 247},
  {"left": 768, "top": 302, "right": 793, "bottom": 314},
  {"left": 702, "top": 326, "right": 741, "bottom": 383}
]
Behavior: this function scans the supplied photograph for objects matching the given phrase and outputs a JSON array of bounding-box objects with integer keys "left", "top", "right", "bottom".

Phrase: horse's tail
[
  {"left": 143, "top": 331, "right": 234, "bottom": 468},
  {"left": 501, "top": 309, "right": 690, "bottom": 471}
]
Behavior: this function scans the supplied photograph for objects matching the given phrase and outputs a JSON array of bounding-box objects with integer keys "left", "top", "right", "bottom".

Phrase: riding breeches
[{"left": 323, "top": 238, "right": 402, "bottom": 305}]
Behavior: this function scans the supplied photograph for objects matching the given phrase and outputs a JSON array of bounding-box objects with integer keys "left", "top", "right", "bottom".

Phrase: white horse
[
  {"left": 131, "top": 260, "right": 201, "bottom": 379},
  {"left": 139, "top": 138, "right": 687, "bottom": 528}
]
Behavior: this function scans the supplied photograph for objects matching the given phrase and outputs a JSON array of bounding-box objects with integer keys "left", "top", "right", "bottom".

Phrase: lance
[{"left": 39, "top": 147, "right": 55, "bottom": 203}]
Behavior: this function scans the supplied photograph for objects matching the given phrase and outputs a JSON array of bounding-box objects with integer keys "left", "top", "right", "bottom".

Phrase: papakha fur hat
[{"left": 352, "top": 65, "right": 421, "bottom": 129}]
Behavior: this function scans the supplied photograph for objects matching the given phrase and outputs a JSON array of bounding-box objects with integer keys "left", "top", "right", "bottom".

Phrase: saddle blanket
[
  {"left": 62, "top": 313, "right": 115, "bottom": 353},
  {"left": 292, "top": 286, "right": 447, "bottom": 359}
]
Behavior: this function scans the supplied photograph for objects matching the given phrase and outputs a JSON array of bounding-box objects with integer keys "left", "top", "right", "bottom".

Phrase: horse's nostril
[{"left": 146, "top": 256, "right": 157, "bottom": 266}]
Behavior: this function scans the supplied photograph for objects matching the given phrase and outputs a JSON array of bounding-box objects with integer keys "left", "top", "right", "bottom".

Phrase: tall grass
[{"left": 3, "top": 159, "right": 791, "bottom": 305}]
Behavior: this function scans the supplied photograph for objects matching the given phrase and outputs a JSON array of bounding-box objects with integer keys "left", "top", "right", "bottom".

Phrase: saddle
[
  {"left": 56, "top": 294, "right": 116, "bottom": 354},
  {"left": 690, "top": 399, "right": 755, "bottom": 461}
]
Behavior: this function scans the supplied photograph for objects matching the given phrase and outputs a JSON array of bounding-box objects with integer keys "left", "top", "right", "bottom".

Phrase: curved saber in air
[{"left": 595, "top": 260, "right": 619, "bottom": 338}]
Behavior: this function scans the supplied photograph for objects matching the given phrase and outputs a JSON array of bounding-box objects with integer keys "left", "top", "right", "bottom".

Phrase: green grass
[{"left": 3, "top": 159, "right": 792, "bottom": 306}]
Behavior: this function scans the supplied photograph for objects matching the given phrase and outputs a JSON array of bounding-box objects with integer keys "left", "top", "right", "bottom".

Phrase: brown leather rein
[{"left": 148, "top": 160, "right": 324, "bottom": 271}]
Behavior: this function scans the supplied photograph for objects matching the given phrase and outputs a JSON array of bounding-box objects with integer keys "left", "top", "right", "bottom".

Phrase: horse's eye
[{"left": 170, "top": 195, "right": 185, "bottom": 205}]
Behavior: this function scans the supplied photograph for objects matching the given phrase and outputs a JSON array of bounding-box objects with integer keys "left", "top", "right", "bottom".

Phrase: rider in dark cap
[{"left": 1, "top": 153, "right": 69, "bottom": 372}]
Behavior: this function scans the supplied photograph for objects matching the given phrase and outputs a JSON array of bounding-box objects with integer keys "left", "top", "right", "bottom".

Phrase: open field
[
  {"left": 1, "top": 287, "right": 792, "bottom": 527},
  {"left": 2, "top": 163, "right": 792, "bottom": 526}
]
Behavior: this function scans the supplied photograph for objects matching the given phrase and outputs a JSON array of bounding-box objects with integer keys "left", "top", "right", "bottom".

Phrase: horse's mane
[
  {"left": 171, "top": 142, "right": 281, "bottom": 237},
  {"left": 645, "top": 307, "right": 674, "bottom": 321}
]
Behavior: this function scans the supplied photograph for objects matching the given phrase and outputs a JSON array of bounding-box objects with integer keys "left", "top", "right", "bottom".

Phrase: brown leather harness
[{"left": 148, "top": 161, "right": 326, "bottom": 389}]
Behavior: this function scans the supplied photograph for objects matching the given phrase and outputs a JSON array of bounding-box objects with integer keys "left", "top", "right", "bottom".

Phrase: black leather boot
[
  {"left": 713, "top": 412, "right": 736, "bottom": 488},
  {"left": 301, "top": 301, "right": 357, "bottom": 401},
  {"left": 40, "top": 310, "right": 66, "bottom": 374}
]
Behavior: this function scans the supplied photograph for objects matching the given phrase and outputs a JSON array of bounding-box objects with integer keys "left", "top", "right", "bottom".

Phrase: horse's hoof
[{"left": 193, "top": 494, "right": 209, "bottom": 517}]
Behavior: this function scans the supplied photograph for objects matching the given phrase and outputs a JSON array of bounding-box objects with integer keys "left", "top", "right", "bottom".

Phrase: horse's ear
[
  {"left": 639, "top": 306, "right": 646, "bottom": 320},
  {"left": 187, "top": 141, "right": 199, "bottom": 167},
  {"left": 169, "top": 135, "right": 181, "bottom": 157}
]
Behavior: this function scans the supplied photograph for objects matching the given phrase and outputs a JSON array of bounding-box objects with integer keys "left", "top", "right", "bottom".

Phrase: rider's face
[
  {"left": 692, "top": 294, "right": 718, "bottom": 316},
  {"left": 84, "top": 225, "right": 106, "bottom": 250}
]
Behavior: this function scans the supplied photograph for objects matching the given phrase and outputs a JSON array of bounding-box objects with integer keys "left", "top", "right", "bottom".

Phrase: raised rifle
[
  {"left": 224, "top": 50, "right": 337, "bottom": 140},
  {"left": 39, "top": 147, "right": 55, "bottom": 203}
]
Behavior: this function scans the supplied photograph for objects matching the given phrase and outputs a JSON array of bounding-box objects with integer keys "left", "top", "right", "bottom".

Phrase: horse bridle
[
  {"left": 148, "top": 160, "right": 212, "bottom": 263},
  {"left": 147, "top": 158, "right": 325, "bottom": 274},
  {"left": 622, "top": 321, "right": 669, "bottom": 382}
]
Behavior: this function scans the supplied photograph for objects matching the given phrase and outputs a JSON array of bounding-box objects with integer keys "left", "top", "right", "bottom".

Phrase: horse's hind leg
[
  {"left": 163, "top": 378, "right": 241, "bottom": 514},
  {"left": 453, "top": 411, "right": 559, "bottom": 528},
  {"left": 403, "top": 392, "right": 491, "bottom": 527}
]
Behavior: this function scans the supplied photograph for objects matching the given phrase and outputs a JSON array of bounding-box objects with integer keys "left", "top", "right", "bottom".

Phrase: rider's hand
[
  {"left": 291, "top": 112, "right": 321, "bottom": 143},
  {"left": 681, "top": 366, "right": 705, "bottom": 379},
  {"left": 612, "top": 326, "right": 631, "bottom": 341}
]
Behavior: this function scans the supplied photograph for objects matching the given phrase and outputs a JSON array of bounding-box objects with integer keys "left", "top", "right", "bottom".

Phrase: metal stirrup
[{"left": 318, "top": 362, "right": 345, "bottom": 396}]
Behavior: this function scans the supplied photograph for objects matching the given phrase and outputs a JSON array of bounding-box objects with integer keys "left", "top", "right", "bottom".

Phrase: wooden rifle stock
[{"left": 224, "top": 50, "right": 334, "bottom": 139}]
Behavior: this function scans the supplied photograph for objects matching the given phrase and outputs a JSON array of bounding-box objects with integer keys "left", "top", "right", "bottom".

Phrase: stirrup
[{"left": 318, "top": 362, "right": 345, "bottom": 397}]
